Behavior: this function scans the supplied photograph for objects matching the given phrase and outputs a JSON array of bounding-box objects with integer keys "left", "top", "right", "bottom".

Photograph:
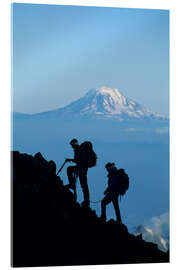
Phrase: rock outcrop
[{"left": 12, "top": 151, "right": 169, "bottom": 267}]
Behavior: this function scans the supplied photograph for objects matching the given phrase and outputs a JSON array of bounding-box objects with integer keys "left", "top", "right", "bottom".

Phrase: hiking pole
[{"left": 56, "top": 160, "right": 67, "bottom": 175}]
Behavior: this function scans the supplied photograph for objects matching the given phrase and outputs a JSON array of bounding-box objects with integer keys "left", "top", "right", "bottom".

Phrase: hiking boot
[
  {"left": 81, "top": 201, "right": 90, "bottom": 208},
  {"left": 117, "top": 221, "right": 128, "bottom": 232},
  {"left": 116, "top": 220, "right": 123, "bottom": 225},
  {"left": 64, "top": 184, "right": 75, "bottom": 190},
  {"left": 100, "top": 215, "right": 106, "bottom": 223}
]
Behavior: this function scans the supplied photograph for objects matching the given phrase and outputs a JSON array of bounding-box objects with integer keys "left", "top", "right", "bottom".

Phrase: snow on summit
[
  {"left": 25, "top": 86, "right": 168, "bottom": 122},
  {"left": 85, "top": 86, "right": 128, "bottom": 112},
  {"left": 84, "top": 86, "right": 139, "bottom": 115},
  {"left": 61, "top": 86, "right": 167, "bottom": 121}
]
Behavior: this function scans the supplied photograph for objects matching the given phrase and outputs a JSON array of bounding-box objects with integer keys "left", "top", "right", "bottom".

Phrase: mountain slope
[
  {"left": 13, "top": 151, "right": 169, "bottom": 267},
  {"left": 57, "top": 86, "right": 167, "bottom": 121}
]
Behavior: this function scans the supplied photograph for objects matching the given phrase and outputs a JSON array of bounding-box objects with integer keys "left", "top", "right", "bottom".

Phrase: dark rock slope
[{"left": 12, "top": 151, "right": 169, "bottom": 267}]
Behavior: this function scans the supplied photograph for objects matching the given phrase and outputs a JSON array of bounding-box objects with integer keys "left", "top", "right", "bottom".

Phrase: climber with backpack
[
  {"left": 65, "top": 138, "right": 97, "bottom": 207},
  {"left": 100, "top": 162, "right": 129, "bottom": 224}
]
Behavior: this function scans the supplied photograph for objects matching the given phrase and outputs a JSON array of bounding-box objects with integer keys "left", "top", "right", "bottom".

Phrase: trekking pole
[{"left": 56, "top": 160, "right": 67, "bottom": 175}]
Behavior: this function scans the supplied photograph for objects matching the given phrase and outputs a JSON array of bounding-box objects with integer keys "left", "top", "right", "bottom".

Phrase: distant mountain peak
[
  {"left": 86, "top": 86, "right": 122, "bottom": 96},
  {"left": 84, "top": 86, "right": 131, "bottom": 115},
  {"left": 14, "top": 86, "right": 168, "bottom": 122},
  {"left": 60, "top": 86, "right": 167, "bottom": 121}
]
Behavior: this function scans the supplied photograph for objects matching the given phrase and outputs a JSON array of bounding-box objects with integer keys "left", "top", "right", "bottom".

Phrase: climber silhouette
[
  {"left": 65, "top": 138, "right": 90, "bottom": 207},
  {"left": 100, "top": 162, "right": 122, "bottom": 224}
]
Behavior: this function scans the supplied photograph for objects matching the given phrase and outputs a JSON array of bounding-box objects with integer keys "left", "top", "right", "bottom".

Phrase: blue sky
[{"left": 12, "top": 3, "right": 169, "bottom": 116}]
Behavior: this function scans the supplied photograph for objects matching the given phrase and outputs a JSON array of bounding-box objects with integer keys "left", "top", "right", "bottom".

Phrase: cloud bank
[{"left": 133, "top": 212, "right": 169, "bottom": 252}]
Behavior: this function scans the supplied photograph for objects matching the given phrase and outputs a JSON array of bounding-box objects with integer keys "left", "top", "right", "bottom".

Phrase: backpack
[
  {"left": 116, "top": 169, "right": 129, "bottom": 196},
  {"left": 78, "top": 141, "right": 97, "bottom": 168}
]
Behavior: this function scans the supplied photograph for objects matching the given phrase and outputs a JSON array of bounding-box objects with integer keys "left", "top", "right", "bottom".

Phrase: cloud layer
[{"left": 133, "top": 212, "right": 169, "bottom": 252}]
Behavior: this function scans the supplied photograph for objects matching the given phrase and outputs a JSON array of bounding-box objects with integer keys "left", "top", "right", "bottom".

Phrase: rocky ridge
[{"left": 12, "top": 151, "right": 169, "bottom": 267}]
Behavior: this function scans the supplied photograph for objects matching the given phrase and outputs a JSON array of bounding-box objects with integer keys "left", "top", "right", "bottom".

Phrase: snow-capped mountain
[
  {"left": 71, "top": 86, "right": 167, "bottom": 120},
  {"left": 14, "top": 86, "right": 168, "bottom": 122},
  {"left": 41, "top": 86, "right": 167, "bottom": 121}
]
